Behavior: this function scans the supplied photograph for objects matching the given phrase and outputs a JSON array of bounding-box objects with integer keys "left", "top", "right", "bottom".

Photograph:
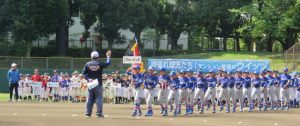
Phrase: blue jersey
[
  {"left": 243, "top": 76, "right": 251, "bottom": 88},
  {"left": 220, "top": 77, "right": 229, "bottom": 88},
  {"left": 292, "top": 77, "right": 298, "bottom": 88},
  {"left": 60, "top": 79, "right": 68, "bottom": 88},
  {"left": 260, "top": 77, "right": 268, "bottom": 88},
  {"left": 228, "top": 76, "right": 235, "bottom": 88},
  {"left": 169, "top": 77, "right": 180, "bottom": 90},
  {"left": 144, "top": 73, "right": 158, "bottom": 89},
  {"left": 273, "top": 76, "right": 281, "bottom": 87},
  {"left": 195, "top": 77, "right": 206, "bottom": 89},
  {"left": 130, "top": 73, "right": 144, "bottom": 89},
  {"left": 206, "top": 76, "right": 217, "bottom": 88},
  {"left": 251, "top": 77, "right": 261, "bottom": 88},
  {"left": 187, "top": 76, "right": 196, "bottom": 90},
  {"left": 178, "top": 76, "right": 189, "bottom": 89},
  {"left": 280, "top": 74, "right": 291, "bottom": 88},
  {"left": 51, "top": 75, "right": 60, "bottom": 82},
  {"left": 297, "top": 78, "right": 300, "bottom": 91},
  {"left": 235, "top": 76, "right": 244, "bottom": 89},
  {"left": 158, "top": 74, "right": 171, "bottom": 89},
  {"left": 266, "top": 75, "right": 274, "bottom": 86}
]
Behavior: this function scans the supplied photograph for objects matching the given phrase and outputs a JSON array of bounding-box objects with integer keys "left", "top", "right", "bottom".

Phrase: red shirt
[{"left": 31, "top": 74, "right": 42, "bottom": 82}]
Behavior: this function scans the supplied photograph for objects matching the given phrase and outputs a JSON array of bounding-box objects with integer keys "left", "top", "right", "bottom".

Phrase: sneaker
[
  {"left": 240, "top": 106, "right": 243, "bottom": 112},
  {"left": 173, "top": 110, "right": 178, "bottom": 116},
  {"left": 131, "top": 110, "right": 137, "bottom": 116},
  {"left": 226, "top": 108, "right": 230, "bottom": 113},
  {"left": 232, "top": 107, "right": 236, "bottom": 113},
  {"left": 258, "top": 106, "right": 262, "bottom": 111},
  {"left": 177, "top": 109, "right": 181, "bottom": 115},
  {"left": 96, "top": 114, "right": 104, "bottom": 118},
  {"left": 197, "top": 105, "right": 200, "bottom": 111},
  {"left": 285, "top": 106, "right": 289, "bottom": 110},
  {"left": 248, "top": 108, "right": 252, "bottom": 112},
  {"left": 212, "top": 108, "right": 216, "bottom": 113},
  {"left": 145, "top": 110, "right": 151, "bottom": 117},
  {"left": 206, "top": 104, "right": 211, "bottom": 111},
  {"left": 270, "top": 106, "right": 274, "bottom": 110},
  {"left": 85, "top": 114, "right": 91, "bottom": 118},
  {"left": 137, "top": 110, "right": 142, "bottom": 116},
  {"left": 280, "top": 106, "right": 285, "bottom": 110},
  {"left": 200, "top": 109, "right": 204, "bottom": 114},
  {"left": 219, "top": 106, "right": 224, "bottom": 112},
  {"left": 263, "top": 106, "right": 267, "bottom": 111},
  {"left": 162, "top": 110, "right": 168, "bottom": 116}
]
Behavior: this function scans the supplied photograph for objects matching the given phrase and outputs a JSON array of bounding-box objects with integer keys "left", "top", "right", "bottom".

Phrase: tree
[
  {"left": 0, "top": 0, "right": 67, "bottom": 57},
  {"left": 126, "top": 0, "right": 159, "bottom": 43}
]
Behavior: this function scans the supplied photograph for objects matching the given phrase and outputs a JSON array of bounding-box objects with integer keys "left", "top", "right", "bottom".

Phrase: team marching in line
[
  {"left": 12, "top": 66, "right": 300, "bottom": 117},
  {"left": 127, "top": 65, "right": 300, "bottom": 117}
]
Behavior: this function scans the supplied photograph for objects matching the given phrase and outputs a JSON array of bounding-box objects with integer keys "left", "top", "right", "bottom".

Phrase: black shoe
[
  {"left": 85, "top": 114, "right": 91, "bottom": 118},
  {"left": 96, "top": 114, "right": 104, "bottom": 118}
]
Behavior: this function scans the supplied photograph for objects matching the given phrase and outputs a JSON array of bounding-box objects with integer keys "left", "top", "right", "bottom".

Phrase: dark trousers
[
  {"left": 9, "top": 83, "right": 19, "bottom": 100},
  {"left": 86, "top": 85, "right": 103, "bottom": 115}
]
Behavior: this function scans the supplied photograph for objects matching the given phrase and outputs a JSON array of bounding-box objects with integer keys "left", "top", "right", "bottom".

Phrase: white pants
[
  {"left": 204, "top": 87, "right": 216, "bottom": 104},
  {"left": 275, "top": 86, "right": 280, "bottom": 101},
  {"left": 243, "top": 87, "right": 251, "bottom": 103},
  {"left": 178, "top": 89, "right": 188, "bottom": 105},
  {"left": 268, "top": 86, "right": 276, "bottom": 102},
  {"left": 123, "top": 87, "right": 130, "bottom": 99},
  {"left": 22, "top": 87, "right": 31, "bottom": 97},
  {"left": 41, "top": 87, "right": 50, "bottom": 98},
  {"left": 60, "top": 88, "right": 69, "bottom": 96},
  {"left": 134, "top": 88, "right": 142, "bottom": 104},
  {"left": 228, "top": 88, "right": 236, "bottom": 105},
  {"left": 261, "top": 87, "right": 268, "bottom": 104},
  {"left": 187, "top": 88, "right": 195, "bottom": 106},
  {"left": 296, "top": 91, "right": 300, "bottom": 102},
  {"left": 280, "top": 88, "right": 290, "bottom": 103},
  {"left": 289, "top": 88, "right": 296, "bottom": 100},
  {"left": 218, "top": 88, "right": 229, "bottom": 107},
  {"left": 168, "top": 89, "right": 179, "bottom": 107},
  {"left": 144, "top": 89, "right": 154, "bottom": 108},
  {"left": 193, "top": 88, "right": 205, "bottom": 105},
  {"left": 51, "top": 87, "right": 59, "bottom": 95},
  {"left": 251, "top": 87, "right": 261, "bottom": 100},
  {"left": 235, "top": 88, "right": 243, "bottom": 104},
  {"left": 158, "top": 89, "right": 169, "bottom": 108}
]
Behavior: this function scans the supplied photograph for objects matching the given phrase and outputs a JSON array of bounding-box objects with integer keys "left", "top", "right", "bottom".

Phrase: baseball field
[{"left": 0, "top": 102, "right": 299, "bottom": 126}]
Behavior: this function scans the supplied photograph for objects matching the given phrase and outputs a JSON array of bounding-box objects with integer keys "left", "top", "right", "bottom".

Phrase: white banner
[
  {"left": 123, "top": 56, "right": 142, "bottom": 64},
  {"left": 70, "top": 82, "right": 81, "bottom": 88},
  {"left": 48, "top": 82, "right": 59, "bottom": 87}
]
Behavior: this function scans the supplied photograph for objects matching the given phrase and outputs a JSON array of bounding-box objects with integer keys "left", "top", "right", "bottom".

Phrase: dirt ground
[{"left": 0, "top": 102, "right": 299, "bottom": 126}]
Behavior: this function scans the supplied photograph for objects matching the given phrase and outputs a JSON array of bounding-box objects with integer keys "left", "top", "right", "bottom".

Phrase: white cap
[
  {"left": 11, "top": 63, "right": 17, "bottom": 67},
  {"left": 91, "top": 51, "right": 99, "bottom": 59}
]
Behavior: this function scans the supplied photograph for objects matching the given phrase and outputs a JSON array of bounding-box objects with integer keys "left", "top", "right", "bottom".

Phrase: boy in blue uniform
[
  {"left": 157, "top": 67, "right": 171, "bottom": 115},
  {"left": 167, "top": 71, "right": 180, "bottom": 116},
  {"left": 143, "top": 66, "right": 158, "bottom": 117},
  {"left": 204, "top": 70, "right": 218, "bottom": 113},
  {"left": 234, "top": 70, "right": 244, "bottom": 112},
  {"left": 242, "top": 71, "right": 251, "bottom": 108},
  {"left": 266, "top": 70, "right": 276, "bottom": 110},
  {"left": 227, "top": 71, "right": 236, "bottom": 112},
  {"left": 249, "top": 71, "right": 261, "bottom": 112},
  {"left": 186, "top": 69, "right": 196, "bottom": 114},
  {"left": 127, "top": 65, "right": 144, "bottom": 116},
  {"left": 177, "top": 70, "right": 189, "bottom": 115},
  {"left": 260, "top": 71, "right": 269, "bottom": 111},
  {"left": 193, "top": 71, "right": 207, "bottom": 114},
  {"left": 273, "top": 70, "right": 281, "bottom": 110},
  {"left": 280, "top": 68, "right": 292, "bottom": 110},
  {"left": 218, "top": 71, "right": 229, "bottom": 112}
]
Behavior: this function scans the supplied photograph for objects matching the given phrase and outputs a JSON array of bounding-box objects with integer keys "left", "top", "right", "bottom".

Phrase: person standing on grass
[
  {"left": 82, "top": 50, "right": 111, "bottom": 118},
  {"left": 7, "top": 63, "right": 20, "bottom": 102}
]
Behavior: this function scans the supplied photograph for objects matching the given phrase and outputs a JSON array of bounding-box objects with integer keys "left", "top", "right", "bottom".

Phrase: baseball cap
[
  {"left": 11, "top": 63, "right": 17, "bottom": 67},
  {"left": 91, "top": 51, "right": 99, "bottom": 59},
  {"left": 169, "top": 71, "right": 177, "bottom": 76},
  {"left": 196, "top": 70, "right": 203, "bottom": 75},
  {"left": 158, "top": 67, "right": 166, "bottom": 71},
  {"left": 133, "top": 65, "right": 140, "bottom": 70},
  {"left": 187, "top": 69, "right": 193, "bottom": 73},
  {"left": 148, "top": 66, "right": 155, "bottom": 70},
  {"left": 253, "top": 71, "right": 259, "bottom": 75},
  {"left": 227, "top": 71, "right": 231, "bottom": 74},
  {"left": 179, "top": 70, "right": 186, "bottom": 74},
  {"left": 283, "top": 67, "right": 289, "bottom": 72},
  {"left": 209, "top": 70, "right": 215, "bottom": 73}
]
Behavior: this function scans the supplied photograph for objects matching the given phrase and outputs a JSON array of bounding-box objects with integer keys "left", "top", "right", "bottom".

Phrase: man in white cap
[
  {"left": 7, "top": 63, "right": 20, "bottom": 102},
  {"left": 82, "top": 50, "right": 111, "bottom": 118}
]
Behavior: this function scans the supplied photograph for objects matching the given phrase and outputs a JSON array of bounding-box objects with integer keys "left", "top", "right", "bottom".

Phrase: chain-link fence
[
  {"left": 0, "top": 57, "right": 142, "bottom": 72},
  {"left": 284, "top": 42, "right": 300, "bottom": 71}
]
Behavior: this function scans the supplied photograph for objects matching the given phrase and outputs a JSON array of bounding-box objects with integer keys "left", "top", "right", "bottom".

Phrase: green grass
[{"left": 0, "top": 93, "right": 8, "bottom": 101}]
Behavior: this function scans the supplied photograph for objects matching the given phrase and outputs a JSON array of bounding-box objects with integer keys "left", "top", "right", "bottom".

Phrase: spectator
[{"left": 7, "top": 63, "right": 20, "bottom": 102}]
